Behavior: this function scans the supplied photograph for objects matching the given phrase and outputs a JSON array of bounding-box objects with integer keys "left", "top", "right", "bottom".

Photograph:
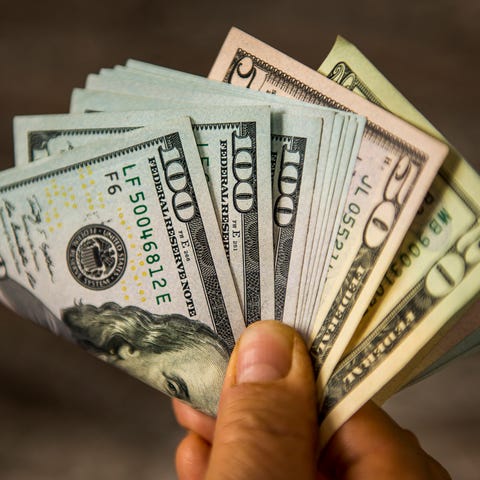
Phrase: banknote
[
  {"left": 208, "top": 28, "right": 448, "bottom": 388},
  {"left": 407, "top": 325, "right": 480, "bottom": 385},
  {"left": 298, "top": 113, "right": 363, "bottom": 334},
  {"left": 291, "top": 112, "right": 364, "bottom": 334},
  {"left": 320, "top": 36, "right": 480, "bottom": 385},
  {"left": 80, "top": 63, "right": 365, "bottom": 328},
  {"left": 70, "top": 89, "right": 197, "bottom": 114},
  {"left": 86, "top": 68, "right": 253, "bottom": 108},
  {"left": 0, "top": 118, "right": 245, "bottom": 416},
  {"left": 403, "top": 315, "right": 480, "bottom": 389},
  {"left": 269, "top": 113, "right": 322, "bottom": 321},
  {"left": 13, "top": 107, "right": 275, "bottom": 324},
  {"left": 314, "top": 36, "right": 480, "bottom": 445},
  {"left": 70, "top": 81, "right": 346, "bottom": 325},
  {"left": 373, "top": 317, "right": 480, "bottom": 406}
]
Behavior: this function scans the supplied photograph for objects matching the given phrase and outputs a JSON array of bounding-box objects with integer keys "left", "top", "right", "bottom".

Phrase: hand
[{"left": 173, "top": 321, "right": 451, "bottom": 480}]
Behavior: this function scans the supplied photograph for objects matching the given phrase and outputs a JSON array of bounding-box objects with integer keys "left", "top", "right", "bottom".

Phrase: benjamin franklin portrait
[
  {"left": 0, "top": 254, "right": 229, "bottom": 415},
  {"left": 62, "top": 302, "right": 229, "bottom": 416}
]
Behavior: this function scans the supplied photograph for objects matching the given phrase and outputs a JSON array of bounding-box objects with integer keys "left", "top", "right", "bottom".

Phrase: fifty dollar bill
[
  {"left": 208, "top": 27, "right": 448, "bottom": 389},
  {"left": 315, "top": 37, "right": 480, "bottom": 436}
]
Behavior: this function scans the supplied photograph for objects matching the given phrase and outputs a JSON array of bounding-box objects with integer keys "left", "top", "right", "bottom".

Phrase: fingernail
[{"left": 236, "top": 321, "right": 294, "bottom": 384}]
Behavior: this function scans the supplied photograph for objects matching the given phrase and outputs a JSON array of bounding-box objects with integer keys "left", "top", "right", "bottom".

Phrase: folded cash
[{"left": 3, "top": 28, "right": 477, "bottom": 449}]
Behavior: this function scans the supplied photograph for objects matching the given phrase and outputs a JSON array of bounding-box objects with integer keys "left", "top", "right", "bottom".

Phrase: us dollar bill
[
  {"left": 314, "top": 36, "right": 480, "bottom": 446},
  {"left": 298, "top": 113, "right": 363, "bottom": 334},
  {"left": 293, "top": 113, "right": 364, "bottom": 333},
  {"left": 70, "top": 89, "right": 190, "bottom": 114},
  {"left": 406, "top": 325, "right": 480, "bottom": 385},
  {"left": 79, "top": 60, "right": 365, "bottom": 324},
  {"left": 270, "top": 113, "right": 323, "bottom": 321},
  {"left": 0, "top": 118, "right": 245, "bottom": 416},
  {"left": 13, "top": 107, "right": 274, "bottom": 324},
  {"left": 71, "top": 77, "right": 347, "bottom": 324},
  {"left": 84, "top": 67, "right": 268, "bottom": 109},
  {"left": 208, "top": 28, "right": 448, "bottom": 386},
  {"left": 374, "top": 317, "right": 480, "bottom": 408},
  {"left": 321, "top": 37, "right": 480, "bottom": 388}
]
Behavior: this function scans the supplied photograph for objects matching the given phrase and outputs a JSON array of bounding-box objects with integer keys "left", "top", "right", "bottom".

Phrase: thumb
[{"left": 206, "top": 320, "right": 318, "bottom": 480}]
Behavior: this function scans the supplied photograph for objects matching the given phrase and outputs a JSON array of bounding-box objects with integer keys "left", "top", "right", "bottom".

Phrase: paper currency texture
[{"left": 1, "top": 118, "right": 244, "bottom": 416}]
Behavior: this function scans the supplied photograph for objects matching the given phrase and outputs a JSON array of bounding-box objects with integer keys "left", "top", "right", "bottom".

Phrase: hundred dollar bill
[
  {"left": 71, "top": 80, "right": 344, "bottom": 324},
  {"left": 70, "top": 89, "right": 205, "bottom": 114},
  {"left": 293, "top": 113, "right": 337, "bottom": 330},
  {"left": 100, "top": 65, "right": 352, "bottom": 324},
  {"left": 299, "top": 113, "right": 363, "bottom": 334},
  {"left": 314, "top": 36, "right": 480, "bottom": 445},
  {"left": 81, "top": 63, "right": 364, "bottom": 326},
  {"left": 296, "top": 111, "right": 349, "bottom": 330},
  {"left": 13, "top": 107, "right": 274, "bottom": 323},
  {"left": 84, "top": 68, "right": 266, "bottom": 109},
  {"left": 209, "top": 28, "right": 448, "bottom": 386},
  {"left": 269, "top": 113, "right": 322, "bottom": 320},
  {"left": 0, "top": 118, "right": 246, "bottom": 415}
]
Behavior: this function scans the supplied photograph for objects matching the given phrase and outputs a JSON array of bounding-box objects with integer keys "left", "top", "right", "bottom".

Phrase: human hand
[{"left": 173, "top": 320, "right": 451, "bottom": 480}]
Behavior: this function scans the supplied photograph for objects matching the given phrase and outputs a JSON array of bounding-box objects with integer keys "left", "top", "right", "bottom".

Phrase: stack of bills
[{"left": 1, "top": 27, "right": 478, "bottom": 446}]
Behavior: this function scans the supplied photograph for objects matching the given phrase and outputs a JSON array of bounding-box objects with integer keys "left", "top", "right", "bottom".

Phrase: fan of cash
[{"left": 2, "top": 28, "right": 479, "bottom": 446}]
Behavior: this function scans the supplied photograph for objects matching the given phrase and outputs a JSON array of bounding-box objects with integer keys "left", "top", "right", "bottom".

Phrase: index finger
[{"left": 172, "top": 398, "right": 216, "bottom": 444}]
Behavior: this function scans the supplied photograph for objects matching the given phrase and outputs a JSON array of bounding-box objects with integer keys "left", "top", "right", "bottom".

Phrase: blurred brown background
[{"left": 0, "top": 0, "right": 479, "bottom": 478}]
